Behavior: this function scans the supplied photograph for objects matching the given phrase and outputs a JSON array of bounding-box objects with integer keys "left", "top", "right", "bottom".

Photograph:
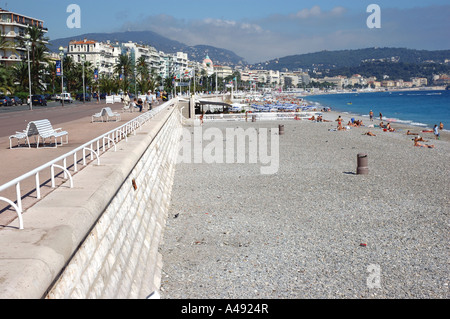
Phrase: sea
[{"left": 304, "top": 90, "right": 450, "bottom": 131}]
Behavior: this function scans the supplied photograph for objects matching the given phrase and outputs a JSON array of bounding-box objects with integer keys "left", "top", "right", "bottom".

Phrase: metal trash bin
[
  {"left": 279, "top": 124, "right": 284, "bottom": 135},
  {"left": 252, "top": 115, "right": 256, "bottom": 122},
  {"left": 357, "top": 153, "right": 368, "bottom": 175}
]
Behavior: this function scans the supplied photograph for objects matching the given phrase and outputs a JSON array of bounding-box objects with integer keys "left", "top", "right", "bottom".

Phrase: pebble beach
[{"left": 159, "top": 109, "right": 449, "bottom": 299}]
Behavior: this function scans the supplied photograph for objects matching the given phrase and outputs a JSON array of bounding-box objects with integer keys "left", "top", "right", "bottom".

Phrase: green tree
[
  {"left": 11, "top": 62, "right": 29, "bottom": 92},
  {"left": 0, "top": 65, "right": 13, "bottom": 94},
  {"left": 114, "top": 54, "right": 132, "bottom": 92}
]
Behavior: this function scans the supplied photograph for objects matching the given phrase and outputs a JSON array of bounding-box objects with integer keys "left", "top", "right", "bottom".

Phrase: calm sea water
[{"left": 304, "top": 90, "right": 450, "bottom": 130}]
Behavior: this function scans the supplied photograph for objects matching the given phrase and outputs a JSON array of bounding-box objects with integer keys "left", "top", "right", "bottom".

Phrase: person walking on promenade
[
  {"left": 123, "top": 92, "right": 131, "bottom": 111},
  {"left": 433, "top": 124, "right": 440, "bottom": 140},
  {"left": 137, "top": 98, "right": 143, "bottom": 112},
  {"left": 146, "top": 90, "right": 153, "bottom": 111}
]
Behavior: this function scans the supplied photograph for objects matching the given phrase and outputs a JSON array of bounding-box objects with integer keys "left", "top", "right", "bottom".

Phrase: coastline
[
  {"left": 298, "top": 89, "right": 449, "bottom": 134},
  {"left": 319, "top": 109, "right": 450, "bottom": 143}
]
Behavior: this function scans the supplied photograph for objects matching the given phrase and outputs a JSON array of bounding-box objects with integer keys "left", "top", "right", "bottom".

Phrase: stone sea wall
[{"left": 43, "top": 107, "right": 181, "bottom": 298}]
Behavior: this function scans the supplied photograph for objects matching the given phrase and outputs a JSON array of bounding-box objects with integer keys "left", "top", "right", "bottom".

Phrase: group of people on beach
[
  {"left": 309, "top": 115, "right": 330, "bottom": 122},
  {"left": 334, "top": 115, "right": 364, "bottom": 131},
  {"left": 333, "top": 109, "right": 444, "bottom": 149},
  {"left": 369, "top": 110, "right": 444, "bottom": 148}
]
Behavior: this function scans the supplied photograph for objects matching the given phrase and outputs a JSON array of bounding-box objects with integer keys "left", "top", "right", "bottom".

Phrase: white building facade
[{"left": 0, "top": 8, "right": 48, "bottom": 67}]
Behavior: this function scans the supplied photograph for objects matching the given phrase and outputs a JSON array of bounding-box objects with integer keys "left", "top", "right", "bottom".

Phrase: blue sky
[{"left": 6, "top": 0, "right": 450, "bottom": 63}]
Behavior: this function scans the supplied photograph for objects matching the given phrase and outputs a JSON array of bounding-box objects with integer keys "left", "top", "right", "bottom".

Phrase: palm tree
[
  {"left": 24, "top": 26, "right": 49, "bottom": 66},
  {"left": 99, "top": 74, "right": 120, "bottom": 95},
  {"left": 0, "top": 65, "right": 13, "bottom": 94},
  {"left": 136, "top": 56, "right": 149, "bottom": 80},
  {"left": 16, "top": 26, "right": 50, "bottom": 93},
  {"left": 114, "top": 54, "right": 132, "bottom": 79},
  {"left": 32, "top": 44, "right": 50, "bottom": 92},
  {"left": 11, "top": 62, "right": 29, "bottom": 92}
]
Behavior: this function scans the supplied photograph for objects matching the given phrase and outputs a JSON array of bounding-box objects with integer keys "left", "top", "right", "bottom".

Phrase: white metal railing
[
  {"left": 198, "top": 111, "right": 322, "bottom": 122},
  {"left": 0, "top": 99, "right": 178, "bottom": 229}
]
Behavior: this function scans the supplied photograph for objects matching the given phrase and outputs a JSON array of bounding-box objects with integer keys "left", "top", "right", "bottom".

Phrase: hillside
[
  {"left": 48, "top": 30, "right": 247, "bottom": 66},
  {"left": 254, "top": 47, "right": 450, "bottom": 71},
  {"left": 326, "top": 61, "right": 450, "bottom": 83}
]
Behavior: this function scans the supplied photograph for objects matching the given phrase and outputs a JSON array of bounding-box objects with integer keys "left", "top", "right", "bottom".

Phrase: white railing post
[
  {"left": 35, "top": 172, "right": 41, "bottom": 199},
  {"left": 0, "top": 197, "right": 23, "bottom": 230},
  {"left": 16, "top": 182, "right": 22, "bottom": 212}
]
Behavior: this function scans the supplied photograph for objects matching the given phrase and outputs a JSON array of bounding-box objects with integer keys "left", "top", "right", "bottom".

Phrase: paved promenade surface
[{"left": 0, "top": 100, "right": 145, "bottom": 227}]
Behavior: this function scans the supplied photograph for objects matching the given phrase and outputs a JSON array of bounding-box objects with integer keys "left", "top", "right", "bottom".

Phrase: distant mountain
[
  {"left": 253, "top": 47, "right": 450, "bottom": 71},
  {"left": 49, "top": 30, "right": 247, "bottom": 66}
]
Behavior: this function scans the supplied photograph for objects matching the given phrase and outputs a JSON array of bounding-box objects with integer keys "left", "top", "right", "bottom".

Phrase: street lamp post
[
  {"left": 134, "top": 68, "right": 137, "bottom": 98},
  {"left": 59, "top": 46, "right": 65, "bottom": 107},
  {"left": 96, "top": 61, "right": 100, "bottom": 104},
  {"left": 81, "top": 54, "right": 86, "bottom": 103},
  {"left": 24, "top": 34, "right": 32, "bottom": 110}
]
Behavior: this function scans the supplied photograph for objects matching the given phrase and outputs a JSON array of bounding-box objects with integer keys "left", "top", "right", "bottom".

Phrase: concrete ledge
[{"left": 0, "top": 105, "right": 177, "bottom": 298}]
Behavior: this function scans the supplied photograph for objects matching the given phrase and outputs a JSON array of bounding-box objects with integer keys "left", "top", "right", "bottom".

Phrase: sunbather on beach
[
  {"left": 379, "top": 121, "right": 385, "bottom": 128},
  {"left": 415, "top": 136, "right": 428, "bottom": 142},
  {"left": 406, "top": 130, "right": 418, "bottom": 135},
  {"left": 364, "top": 131, "right": 376, "bottom": 136},
  {"left": 386, "top": 123, "right": 395, "bottom": 132},
  {"left": 414, "top": 137, "right": 434, "bottom": 148}
]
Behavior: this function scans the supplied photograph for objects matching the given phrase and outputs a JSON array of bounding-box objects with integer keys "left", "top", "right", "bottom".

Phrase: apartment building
[
  {"left": 67, "top": 39, "right": 121, "bottom": 77},
  {"left": 280, "top": 72, "right": 299, "bottom": 88},
  {"left": 121, "top": 41, "right": 166, "bottom": 77},
  {"left": 0, "top": 8, "right": 48, "bottom": 66},
  {"left": 411, "top": 77, "right": 428, "bottom": 87},
  {"left": 214, "top": 64, "right": 233, "bottom": 78},
  {"left": 67, "top": 38, "right": 190, "bottom": 81}
]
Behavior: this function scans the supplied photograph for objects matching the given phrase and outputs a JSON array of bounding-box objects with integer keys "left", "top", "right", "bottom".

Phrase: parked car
[
  {"left": 11, "top": 96, "right": 23, "bottom": 105},
  {"left": 76, "top": 93, "right": 91, "bottom": 101},
  {"left": 0, "top": 95, "right": 13, "bottom": 106},
  {"left": 92, "top": 92, "right": 107, "bottom": 100},
  {"left": 30, "top": 95, "right": 47, "bottom": 106},
  {"left": 55, "top": 93, "right": 73, "bottom": 103}
]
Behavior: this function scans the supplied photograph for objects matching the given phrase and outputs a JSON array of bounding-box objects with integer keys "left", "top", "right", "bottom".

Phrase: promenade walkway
[{"left": 0, "top": 100, "right": 148, "bottom": 227}]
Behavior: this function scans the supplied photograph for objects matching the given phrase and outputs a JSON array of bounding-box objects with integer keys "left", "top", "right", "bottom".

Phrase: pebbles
[{"left": 159, "top": 114, "right": 449, "bottom": 299}]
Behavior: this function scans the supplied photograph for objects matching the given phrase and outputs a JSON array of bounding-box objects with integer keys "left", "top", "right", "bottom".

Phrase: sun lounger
[
  {"left": 122, "top": 103, "right": 133, "bottom": 113},
  {"left": 28, "top": 119, "right": 69, "bottom": 148},
  {"left": 92, "top": 109, "right": 106, "bottom": 122},
  {"left": 9, "top": 128, "right": 31, "bottom": 149},
  {"left": 104, "top": 107, "right": 121, "bottom": 122}
]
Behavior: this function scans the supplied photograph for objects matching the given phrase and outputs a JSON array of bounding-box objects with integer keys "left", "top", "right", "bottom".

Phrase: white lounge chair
[
  {"left": 9, "top": 129, "right": 31, "bottom": 149},
  {"left": 122, "top": 103, "right": 133, "bottom": 113},
  {"left": 104, "top": 107, "right": 121, "bottom": 122},
  {"left": 28, "top": 119, "right": 69, "bottom": 148},
  {"left": 92, "top": 109, "right": 106, "bottom": 122}
]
